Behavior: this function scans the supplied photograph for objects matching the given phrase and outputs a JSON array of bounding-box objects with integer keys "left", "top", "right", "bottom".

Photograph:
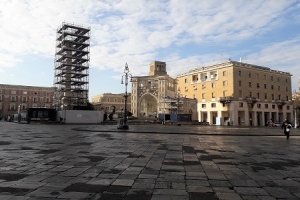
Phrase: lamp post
[
  {"left": 292, "top": 90, "right": 298, "bottom": 128},
  {"left": 294, "top": 103, "right": 297, "bottom": 128},
  {"left": 117, "top": 63, "right": 131, "bottom": 130}
]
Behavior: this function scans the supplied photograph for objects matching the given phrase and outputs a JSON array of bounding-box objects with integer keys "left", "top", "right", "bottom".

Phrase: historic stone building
[
  {"left": 0, "top": 84, "right": 54, "bottom": 118},
  {"left": 131, "top": 61, "right": 197, "bottom": 120},
  {"left": 91, "top": 93, "right": 131, "bottom": 117},
  {"left": 177, "top": 60, "right": 293, "bottom": 126}
]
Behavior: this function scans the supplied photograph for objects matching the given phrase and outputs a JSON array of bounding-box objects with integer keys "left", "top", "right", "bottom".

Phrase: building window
[
  {"left": 271, "top": 85, "right": 274, "bottom": 90},
  {"left": 223, "top": 81, "right": 228, "bottom": 86},
  {"left": 287, "top": 105, "right": 290, "bottom": 110},
  {"left": 249, "top": 82, "right": 251, "bottom": 87},
  {"left": 114, "top": 98, "right": 117, "bottom": 102},
  {"left": 211, "top": 103, "right": 216, "bottom": 108},
  {"left": 256, "top": 73, "right": 259, "bottom": 79},
  {"left": 202, "top": 84, "right": 206, "bottom": 89},
  {"left": 271, "top": 76, "right": 273, "bottom": 81},
  {"left": 272, "top": 105, "right": 275, "bottom": 109},
  {"left": 257, "top": 93, "right": 260, "bottom": 99},
  {"left": 193, "top": 94, "right": 196, "bottom": 99},
  {"left": 248, "top": 72, "right": 251, "bottom": 78},
  {"left": 211, "top": 82, "right": 216, "bottom": 88},
  {"left": 46, "top": 98, "right": 50, "bottom": 103},
  {"left": 264, "top": 74, "right": 267, "bottom": 80},
  {"left": 271, "top": 94, "right": 274, "bottom": 100},
  {"left": 257, "top": 83, "right": 260, "bottom": 88},
  {"left": 265, "top": 104, "right": 268, "bottom": 109},
  {"left": 277, "top": 77, "right": 280, "bottom": 82},
  {"left": 278, "top": 86, "right": 280, "bottom": 91},
  {"left": 184, "top": 78, "right": 187, "bottom": 83},
  {"left": 192, "top": 75, "right": 198, "bottom": 82},
  {"left": 264, "top": 84, "right": 267, "bottom": 89},
  {"left": 239, "top": 102, "right": 243, "bottom": 107},
  {"left": 257, "top": 104, "right": 261, "bottom": 108},
  {"left": 278, "top": 95, "right": 281, "bottom": 100},
  {"left": 239, "top": 80, "right": 242, "bottom": 86},
  {"left": 223, "top": 90, "right": 227, "bottom": 97},
  {"left": 222, "top": 71, "right": 227, "bottom": 76},
  {"left": 212, "top": 92, "right": 215, "bottom": 98},
  {"left": 107, "top": 98, "right": 110, "bottom": 102},
  {"left": 239, "top": 91, "right": 242, "bottom": 98},
  {"left": 249, "top": 92, "right": 252, "bottom": 97},
  {"left": 202, "top": 104, "right": 206, "bottom": 108},
  {"left": 265, "top": 93, "right": 267, "bottom": 99},
  {"left": 34, "top": 97, "right": 38, "bottom": 103},
  {"left": 238, "top": 71, "right": 241, "bottom": 76},
  {"left": 11, "top": 96, "right": 16, "bottom": 102}
]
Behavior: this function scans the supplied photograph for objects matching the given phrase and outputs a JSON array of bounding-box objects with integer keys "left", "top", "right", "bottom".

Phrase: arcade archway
[{"left": 139, "top": 94, "right": 158, "bottom": 118}]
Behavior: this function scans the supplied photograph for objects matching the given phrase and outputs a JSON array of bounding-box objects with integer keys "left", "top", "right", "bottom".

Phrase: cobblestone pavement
[{"left": 0, "top": 122, "right": 300, "bottom": 200}]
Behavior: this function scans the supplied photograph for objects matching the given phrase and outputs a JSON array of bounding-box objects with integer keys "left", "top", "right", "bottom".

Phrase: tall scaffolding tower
[{"left": 53, "top": 22, "right": 91, "bottom": 110}]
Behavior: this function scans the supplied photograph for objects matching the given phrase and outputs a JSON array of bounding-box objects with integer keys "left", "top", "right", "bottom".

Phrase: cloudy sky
[{"left": 0, "top": 0, "right": 299, "bottom": 99}]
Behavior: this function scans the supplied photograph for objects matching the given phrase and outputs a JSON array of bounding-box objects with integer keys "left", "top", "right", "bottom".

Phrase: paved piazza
[{"left": 0, "top": 122, "right": 300, "bottom": 200}]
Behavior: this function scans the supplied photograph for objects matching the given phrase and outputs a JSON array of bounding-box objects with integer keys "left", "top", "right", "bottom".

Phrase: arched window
[{"left": 107, "top": 98, "right": 110, "bottom": 102}]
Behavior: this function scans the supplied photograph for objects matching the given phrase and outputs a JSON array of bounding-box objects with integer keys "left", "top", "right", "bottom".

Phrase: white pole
[
  {"left": 164, "top": 96, "right": 165, "bottom": 124},
  {"left": 295, "top": 107, "right": 297, "bottom": 128}
]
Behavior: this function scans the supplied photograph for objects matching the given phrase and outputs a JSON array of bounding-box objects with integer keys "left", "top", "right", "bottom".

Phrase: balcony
[
  {"left": 245, "top": 97, "right": 258, "bottom": 108},
  {"left": 245, "top": 97, "right": 258, "bottom": 104},
  {"left": 219, "top": 96, "right": 234, "bottom": 105},
  {"left": 274, "top": 99, "right": 286, "bottom": 106}
]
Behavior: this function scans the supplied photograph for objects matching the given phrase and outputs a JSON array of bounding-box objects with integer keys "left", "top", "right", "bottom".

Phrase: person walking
[{"left": 281, "top": 119, "right": 292, "bottom": 139}]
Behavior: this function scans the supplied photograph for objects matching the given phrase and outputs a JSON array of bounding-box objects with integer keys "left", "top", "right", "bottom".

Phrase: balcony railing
[
  {"left": 219, "top": 96, "right": 234, "bottom": 104},
  {"left": 245, "top": 97, "right": 258, "bottom": 104},
  {"left": 274, "top": 99, "right": 286, "bottom": 106}
]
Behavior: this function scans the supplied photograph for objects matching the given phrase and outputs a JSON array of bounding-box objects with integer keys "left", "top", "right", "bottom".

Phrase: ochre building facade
[
  {"left": 91, "top": 93, "right": 131, "bottom": 117},
  {"left": 177, "top": 60, "right": 293, "bottom": 126},
  {"left": 0, "top": 84, "right": 55, "bottom": 119}
]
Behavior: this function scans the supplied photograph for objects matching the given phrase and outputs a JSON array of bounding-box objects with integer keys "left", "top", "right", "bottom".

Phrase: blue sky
[{"left": 0, "top": 0, "right": 300, "bottom": 100}]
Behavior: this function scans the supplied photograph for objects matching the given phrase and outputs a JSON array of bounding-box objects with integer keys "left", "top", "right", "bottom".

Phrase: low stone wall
[{"left": 57, "top": 110, "right": 104, "bottom": 124}]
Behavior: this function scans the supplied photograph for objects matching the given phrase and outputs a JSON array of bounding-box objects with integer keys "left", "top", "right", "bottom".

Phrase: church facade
[{"left": 131, "top": 61, "right": 197, "bottom": 120}]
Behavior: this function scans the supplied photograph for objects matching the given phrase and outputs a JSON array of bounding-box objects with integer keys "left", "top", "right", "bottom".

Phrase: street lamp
[
  {"left": 292, "top": 90, "right": 299, "bottom": 128},
  {"left": 117, "top": 63, "right": 132, "bottom": 130}
]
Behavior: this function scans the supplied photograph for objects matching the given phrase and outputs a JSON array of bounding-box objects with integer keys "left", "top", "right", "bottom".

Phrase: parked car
[{"left": 272, "top": 122, "right": 281, "bottom": 127}]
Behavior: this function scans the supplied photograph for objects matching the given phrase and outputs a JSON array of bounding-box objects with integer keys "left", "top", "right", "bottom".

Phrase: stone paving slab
[{"left": 0, "top": 121, "right": 300, "bottom": 199}]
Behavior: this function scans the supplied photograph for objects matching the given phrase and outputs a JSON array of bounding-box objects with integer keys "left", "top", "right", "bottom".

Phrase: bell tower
[{"left": 149, "top": 61, "right": 167, "bottom": 76}]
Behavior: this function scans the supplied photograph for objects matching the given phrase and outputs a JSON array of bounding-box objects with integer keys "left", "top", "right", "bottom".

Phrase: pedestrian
[
  {"left": 281, "top": 119, "right": 292, "bottom": 139},
  {"left": 269, "top": 119, "right": 274, "bottom": 127}
]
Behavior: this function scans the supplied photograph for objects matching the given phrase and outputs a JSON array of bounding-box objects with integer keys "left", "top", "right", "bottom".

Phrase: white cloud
[{"left": 0, "top": 0, "right": 299, "bottom": 91}]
